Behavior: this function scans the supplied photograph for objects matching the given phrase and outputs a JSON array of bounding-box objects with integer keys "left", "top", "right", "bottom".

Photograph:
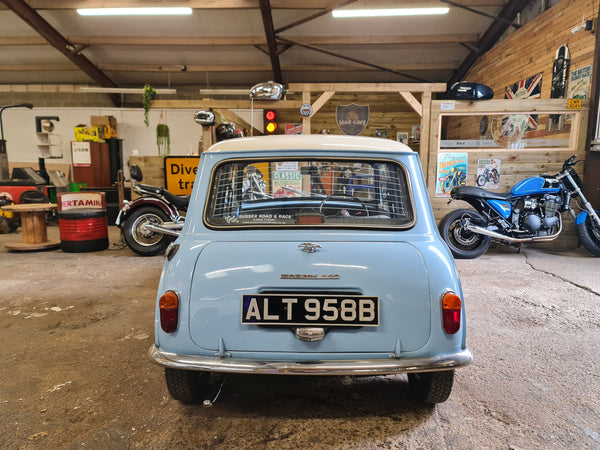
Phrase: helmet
[{"left": 216, "top": 123, "right": 236, "bottom": 141}]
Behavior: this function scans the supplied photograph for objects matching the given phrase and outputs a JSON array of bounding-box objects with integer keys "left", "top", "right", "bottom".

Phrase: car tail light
[
  {"left": 159, "top": 290, "right": 179, "bottom": 333},
  {"left": 442, "top": 291, "right": 461, "bottom": 334}
]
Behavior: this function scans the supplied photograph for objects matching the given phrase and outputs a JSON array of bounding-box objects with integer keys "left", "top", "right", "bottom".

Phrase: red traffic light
[{"left": 265, "top": 110, "right": 276, "bottom": 121}]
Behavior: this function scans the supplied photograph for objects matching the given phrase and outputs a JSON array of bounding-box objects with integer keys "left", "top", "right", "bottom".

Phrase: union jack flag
[{"left": 504, "top": 72, "right": 542, "bottom": 131}]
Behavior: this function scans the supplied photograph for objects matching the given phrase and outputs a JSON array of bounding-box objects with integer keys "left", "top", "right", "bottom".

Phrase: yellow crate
[{"left": 74, "top": 126, "right": 104, "bottom": 143}]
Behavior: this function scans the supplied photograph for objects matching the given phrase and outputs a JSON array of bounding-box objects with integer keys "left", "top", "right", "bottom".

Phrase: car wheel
[
  {"left": 164, "top": 368, "right": 210, "bottom": 405},
  {"left": 408, "top": 370, "right": 455, "bottom": 404}
]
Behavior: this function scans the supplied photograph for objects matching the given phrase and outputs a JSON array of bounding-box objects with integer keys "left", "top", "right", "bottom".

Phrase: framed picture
[{"left": 396, "top": 132, "right": 409, "bottom": 143}]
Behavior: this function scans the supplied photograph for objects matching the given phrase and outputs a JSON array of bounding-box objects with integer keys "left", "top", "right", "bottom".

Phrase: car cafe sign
[{"left": 336, "top": 103, "right": 370, "bottom": 135}]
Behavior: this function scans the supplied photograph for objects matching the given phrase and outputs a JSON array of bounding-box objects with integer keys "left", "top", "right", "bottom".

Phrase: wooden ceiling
[{"left": 0, "top": 0, "right": 532, "bottom": 97}]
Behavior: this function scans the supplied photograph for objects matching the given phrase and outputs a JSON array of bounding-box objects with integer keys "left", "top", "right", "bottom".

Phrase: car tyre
[
  {"left": 408, "top": 370, "right": 454, "bottom": 404},
  {"left": 164, "top": 368, "right": 210, "bottom": 404}
]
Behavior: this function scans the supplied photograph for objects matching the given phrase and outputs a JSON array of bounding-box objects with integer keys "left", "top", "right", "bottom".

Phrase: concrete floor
[{"left": 1, "top": 224, "right": 599, "bottom": 449}]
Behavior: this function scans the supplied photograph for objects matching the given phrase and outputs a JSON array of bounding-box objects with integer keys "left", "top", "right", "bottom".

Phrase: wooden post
[
  {"left": 302, "top": 90, "right": 311, "bottom": 134},
  {"left": 420, "top": 90, "right": 432, "bottom": 184},
  {"left": 201, "top": 126, "right": 213, "bottom": 152}
]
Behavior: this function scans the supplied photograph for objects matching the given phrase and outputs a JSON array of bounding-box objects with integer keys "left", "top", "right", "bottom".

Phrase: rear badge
[{"left": 281, "top": 274, "right": 339, "bottom": 280}]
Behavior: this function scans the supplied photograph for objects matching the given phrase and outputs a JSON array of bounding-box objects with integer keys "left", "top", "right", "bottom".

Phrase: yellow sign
[
  {"left": 567, "top": 98, "right": 582, "bottom": 109},
  {"left": 164, "top": 157, "right": 201, "bottom": 195}
]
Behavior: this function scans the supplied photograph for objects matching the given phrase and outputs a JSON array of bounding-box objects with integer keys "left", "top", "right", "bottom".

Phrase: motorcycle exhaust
[
  {"left": 465, "top": 218, "right": 562, "bottom": 243},
  {"left": 142, "top": 222, "right": 184, "bottom": 237}
]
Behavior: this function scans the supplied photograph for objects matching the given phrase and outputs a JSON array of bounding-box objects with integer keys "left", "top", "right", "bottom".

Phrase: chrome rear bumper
[{"left": 148, "top": 345, "right": 473, "bottom": 376}]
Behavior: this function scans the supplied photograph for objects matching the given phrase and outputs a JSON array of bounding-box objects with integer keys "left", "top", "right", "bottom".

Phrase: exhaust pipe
[
  {"left": 142, "top": 222, "right": 184, "bottom": 237},
  {"left": 465, "top": 217, "right": 562, "bottom": 243}
]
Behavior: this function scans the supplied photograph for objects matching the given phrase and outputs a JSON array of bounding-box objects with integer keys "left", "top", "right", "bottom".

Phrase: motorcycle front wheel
[
  {"left": 576, "top": 214, "right": 600, "bottom": 256},
  {"left": 438, "top": 208, "right": 491, "bottom": 259},
  {"left": 122, "top": 206, "right": 173, "bottom": 256}
]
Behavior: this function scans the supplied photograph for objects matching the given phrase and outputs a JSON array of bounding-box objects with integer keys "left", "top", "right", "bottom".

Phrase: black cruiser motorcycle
[{"left": 438, "top": 155, "right": 600, "bottom": 259}]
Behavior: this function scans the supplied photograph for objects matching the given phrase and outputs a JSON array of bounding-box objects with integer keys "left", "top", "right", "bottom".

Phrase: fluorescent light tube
[
  {"left": 332, "top": 8, "right": 449, "bottom": 18},
  {"left": 77, "top": 7, "right": 192, "bottom": 16},
  {"left": 79, "top": 87, "right": 177, "bottom": 94}
]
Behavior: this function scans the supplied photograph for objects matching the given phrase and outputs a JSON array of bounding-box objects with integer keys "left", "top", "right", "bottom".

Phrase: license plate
[{"left": 242, "top": 294, "right": 379, "bottom": 327}]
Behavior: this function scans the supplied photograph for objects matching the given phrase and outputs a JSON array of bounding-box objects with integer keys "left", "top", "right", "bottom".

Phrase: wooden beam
[
  {"left": 0, "top": 1, "right": 507, "bottom": 9},
  {"left": 449, "top": 0, "right": 530, "bottom": 86},
  {"left": 258, "top": 0, "right": 283, "bottom": 83},
  {"left": 431, "top": 98, "right": 590, "bottom": 114},
  {"left": 277, "top": 36, "right": 430, "bottom": 83},
  {"left": 274, "top": 0, "right": 356, "bottom": 34},
  {"left": 97, "top": 63, "right": 457, "bottom": 73},
  {"left": 288, "top": 83, "right": 447, "bottom": 93},
  {"left": 399, "top": 92, "right": 422, "bottom": 116},
  {"left": 302, "top": 90, "right": 311, "bottom": 135},
  {"left": 311, "top": 91, "right": 335, "bottom": 115},
  {"left": 0, "top": 34, "right": 479, "bottom": 46},
  {"left": 1, "top": 62, "right": 458, "bottom": 74},
  {"left": 151, "top": 99, "right": 303, "bottom": 109},
  {"left": 1, "top": 0, "right": 121, "bottom": 106},
  {"left": 419, "top": 90, "right": 432, "bottom": 182},
  {"left": 213, "top": 108, "right": 262, "bottom": 136}
]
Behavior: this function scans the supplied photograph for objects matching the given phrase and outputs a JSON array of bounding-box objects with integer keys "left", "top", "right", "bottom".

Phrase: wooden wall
[
  {"left": 441, "top": 0, "right": 598, "bottom": 248},
  {"left": 464, "top": 0, "right": 597, "bottom": 100},
  {"left": 277, "top": 92, "right": 421, "bottom": 150}
]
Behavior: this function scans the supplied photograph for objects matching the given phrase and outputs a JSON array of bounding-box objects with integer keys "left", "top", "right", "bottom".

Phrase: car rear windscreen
[{"left": 205, "top": 158, "right": 414, "bottom": 228}]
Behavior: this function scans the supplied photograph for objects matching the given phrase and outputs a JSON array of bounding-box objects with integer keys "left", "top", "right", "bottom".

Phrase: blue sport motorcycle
[{"left": 439, "top": 155, "right": 600, "bottom": 259}]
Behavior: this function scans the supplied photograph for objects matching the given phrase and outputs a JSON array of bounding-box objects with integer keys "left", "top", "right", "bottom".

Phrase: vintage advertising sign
[
  {"left": 436, "top": 152, "right": 468, "bottom": 197},
  {"left": 336, "top": 103, "right": 369, "bottom": 135},
  {"left": 567, "top": 64, "right": 592, "bottom": 99},
  {"left": 71, "top": 141, "right": 91, "bottom": 167},
  {"left": 476, "top": 159, "right": 501, "bottom": 189},
  {"left": 164, "top": 156, "right": 201, "bottom": 195},
  {"left": 285, "top": 123, "right": 303, "bottom": 135}
]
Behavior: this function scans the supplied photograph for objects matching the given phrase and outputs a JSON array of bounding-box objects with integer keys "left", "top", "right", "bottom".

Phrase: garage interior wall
[
  {"left": 464, "top": 0, "right": 597, "bottom": 99},
  {"left": 429, "top": 0, "right": 598, "bottom": 248}
]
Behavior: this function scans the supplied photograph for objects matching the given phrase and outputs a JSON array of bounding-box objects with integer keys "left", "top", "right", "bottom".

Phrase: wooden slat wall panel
[
  {"left": 278, "top": 93, "right": 422, "bottom": 141},
  {"left": 464, "top": 0, "right": 597, "bottom": 100}
]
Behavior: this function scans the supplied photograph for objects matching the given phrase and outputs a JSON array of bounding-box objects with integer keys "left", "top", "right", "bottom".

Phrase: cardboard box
[
  {"left": 90, "top": 115, "right": 117, "bottom": 128},
  {"left": 90, "top": 116, "right": 118, "bottom": 139}
]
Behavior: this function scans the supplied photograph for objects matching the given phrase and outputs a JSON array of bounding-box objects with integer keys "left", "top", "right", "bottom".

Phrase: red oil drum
[{"left": 58, "top": 208, "right": 109, "bottom": 252}]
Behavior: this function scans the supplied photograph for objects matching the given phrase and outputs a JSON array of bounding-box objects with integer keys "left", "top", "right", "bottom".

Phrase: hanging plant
[
  {"left": 143, "top": 84, "right": 157, "bottom": 127},
  {"left": 157, "top": 123, "right": 170, "bottom": 156}
]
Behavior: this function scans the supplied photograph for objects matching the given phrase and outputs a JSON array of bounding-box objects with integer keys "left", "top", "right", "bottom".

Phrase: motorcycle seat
[
  {"left": 161, "top": 190, "right": 190, "bottom": 208},
  {"left": 138, "top": 184, "right": 190, "bottom": 208},
  {"left": 451, "top": 186, "right": 513, "bottom": 201}
]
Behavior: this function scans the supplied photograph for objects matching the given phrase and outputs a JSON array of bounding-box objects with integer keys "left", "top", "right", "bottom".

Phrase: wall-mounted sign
[
  {"left": 164, "top": 156, "right": 201, "bottom": 195},
  {"left": 300, "top": 104, "right": 313, "bottom": 117},
  {"left": 436, "top": 152, "right": 468, "bottom": 197},
  {"left": 336, "top": 103, "right": 369, "bottom": 135},
  {"left": 71, "top": 141, "right": 91, "bottom": 167},
  {"left": 285, "top": 123, "right": 303, "bottom": 134}
]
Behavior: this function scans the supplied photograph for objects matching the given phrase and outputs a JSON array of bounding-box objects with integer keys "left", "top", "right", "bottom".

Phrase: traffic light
[{"left": 264, "top": 109, "right": 277, "bottom": 134}]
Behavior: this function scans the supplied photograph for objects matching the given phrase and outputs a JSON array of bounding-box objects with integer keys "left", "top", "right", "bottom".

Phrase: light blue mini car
[{"left": 149, "top": 135, "right": 472, "bottom": 405}]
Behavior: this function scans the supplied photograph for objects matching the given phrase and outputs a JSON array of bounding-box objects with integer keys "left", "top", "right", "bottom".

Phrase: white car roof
[{"left": 205, "top": 134, "right": 415, "bottom": 154}]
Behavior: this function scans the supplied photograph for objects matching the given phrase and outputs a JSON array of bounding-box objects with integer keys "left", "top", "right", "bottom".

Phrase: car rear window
[{"left": 204, "top": 158, "right": 414, "bottom": 228}]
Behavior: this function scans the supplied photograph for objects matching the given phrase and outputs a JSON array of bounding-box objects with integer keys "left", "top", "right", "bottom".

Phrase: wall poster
[
  {"left": 436, "top": 152, "right": 468, "bottom": 197},
  {"left": 476, "top": 158, "right": 501, "bottom": 189}
]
